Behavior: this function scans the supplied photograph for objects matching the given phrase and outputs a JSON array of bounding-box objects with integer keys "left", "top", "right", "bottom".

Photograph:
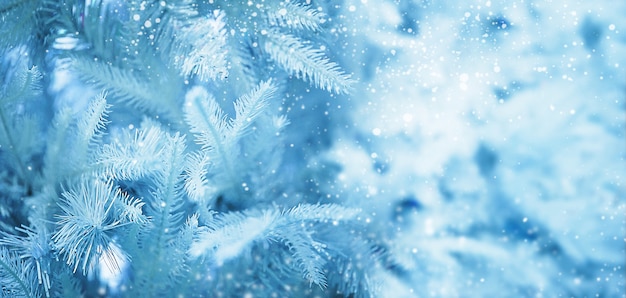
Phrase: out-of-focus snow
[{"left": 328, "top": 0, "right": 626, "bottom": 296}]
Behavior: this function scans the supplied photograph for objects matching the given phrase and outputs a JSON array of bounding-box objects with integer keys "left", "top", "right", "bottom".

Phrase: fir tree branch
[
  {"left": 95, "top": 124, "right": 167, "bottom": 181},
  {"left": 189, "top": 209, "right": 277, "bottom": 261},
  {"left": 0, "top": 224, "right": 53, "bottom": 297},
  {"left": 184, "top": 87, "right": 238, "bottom": 186},
  {"left": 76, "top": 91, "right": 110, "bottom": 156},
  {"left": 264, "top": 32, "right": 354, "bottom": 94},
  {"left": 273, "top": 226, "right": 328, "bottom": 288},
  {"left": 129, "top": 132, "right": 188, "bottom": 296},
  {"left": 0, "top": 0, "right": 39, "bottom": 51},
  {"left": 265, "top": 0, "right": 325, "bottom": 32},
  {"left": 183, "top": 151, "right": 215, "bottom": 203},
  {"left": 70, "top": 56, "right": 182, "bottom": 121},
  {"left": 174, "top": 12, "right": 229, "bottom": 82},
  {"left": 229, "top": 79, "right": 277, "bottom": 140},
  {"left": 52, "top": 178, "right": 131, "bottom": 275},
  {"left": 0, "top": 247, "right": 38, "bottom": 298},
  {"left": 0, "top": 66, "right": 42, "bottom": 189},
  {"left": 189, "top": 204, "right": 361, "bottom": 288}
]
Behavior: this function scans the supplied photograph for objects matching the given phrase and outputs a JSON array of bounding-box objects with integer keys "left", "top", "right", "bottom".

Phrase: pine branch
[
  {"left": 37, "top": 0, "right": 81, "bottom": 37},
  {"left": 189, "top": 204, "right": 361, "bottom": 288},
  {"left": 75, "top": 91, "right": 110, "bottom": 155},
  {"left": 69, "top": 56, "right": 182, "bottom": 120},
  {"left": 129, "top": 132, "right": 189, "bottom": 296},
  {"left": 188, "top": 209, "right": 278, "bottom": 262},
  {"left": 238, "top": 114, "right": 289, "bottom": 200},
  {"left": 184, "top": 86, "right": 237, "bottom": 187},
  {"left": 133, "top": 0, "right": 199, "bottom": 45},
  {"left": 273, "top": 225, "right": 328, "bottom": 288},
  {"left": 0, "top": 113, "right": 39, "bottom": 184},
  {"left": 0, "top": 0, "right": 39, "bottom": 52},
  {"left": 0, "top": 225, "right": 53, "bottom": 297},
  {"left": 52, "top": 178, "right": 132, "bottom": 275},
  {"left": 2, "top": 65, "right": 42, "bottom": 102},
  {"left": 45, "top": 0, "right": 131, "bottom": 61},
  {"left": 229, "top": 80, "right": 277, "bottom": 140},
  {"left": 0, "top": 247, "right": 39, "bottom": 298},
  {"left": 125, "top": 1, "right": 227, "bottom": 82},
  {"left": 0, "top": 65, "right": 43, "bottom": 189},
  {"left": 265, "top": 0, "right": 325, "bottom": 32},
  {"left": 184, "top": 81, "right": 281, "bottom": 205},
  {"left": 184, "top": 86, "right": 230, "bottom": 153},
  {"left": 45, "top": 92, "right": 111, "bottom": 182},
  {"left": 116, "top": 189, "right": 149, "bottom": 226},
  {"left": 284, "top": 203, "right": 361, "bottom": 222},
  {"left": 172, "top": 214, "right": 200, "bottom": 273},
  {"left": 80, "top": 0, "right": 129, "bottom": 62},
  {"left": 225, "top": 42, "right": 265, "bottom": 92},
  {"left": 49, "top": 265, "right": 84, "bottom": 298},
  {"left": 173, "top": 12, "right": 229, "bottom": 82},
  {"left": 95, "top": 123, "right": 168, "bottom": 181},
  {"left": 150, "top": 132, "right": 188, "bottom": 236},
  {"left": 264, "top": 32, "right": 354, "bottom": 94},
  {"left": 183, "top": 151, "right": 216, "bottom": 203}
]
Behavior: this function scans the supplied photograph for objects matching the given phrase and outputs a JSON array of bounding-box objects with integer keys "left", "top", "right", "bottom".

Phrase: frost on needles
[{"left": 0, "top": 1, "right": 377, "bottom": 297}]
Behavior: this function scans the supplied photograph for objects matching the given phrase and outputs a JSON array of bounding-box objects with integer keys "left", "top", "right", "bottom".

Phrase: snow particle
[
  {"left": 349, "top": 5, "right": 356, "bottom": 12},
  {"left": 372, "top": 128, "right": 381, "bottom": 136},
  {"left": 133, "top": 14, "right": 140, "bottom": 21},
  {"left": 278, "top": 8, "right": 287, "bottom": 16},
  {"left": 144, "top": 20, "right": 152, "bottom": 28},
  {"left": 609, "top": 24, "right": 616, "bottom": 31}
]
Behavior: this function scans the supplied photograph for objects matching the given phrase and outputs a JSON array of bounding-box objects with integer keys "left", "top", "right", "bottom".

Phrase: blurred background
[{"left": 317, "top": 0, "right": 626, "bottom": 296}]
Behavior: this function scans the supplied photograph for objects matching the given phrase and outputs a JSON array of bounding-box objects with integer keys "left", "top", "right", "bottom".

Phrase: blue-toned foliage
[
  {"left": 0, "top": 0, "right": 376, "bottom": 297},
  {"left": 53, "top": 178, "right": 141, "bottom": 275},
  {"left": 0, "top": 246, "right": 40, "bottom": 298},
  {"left": 3, "top": 0, "right": 625, "bottom": 297}
]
